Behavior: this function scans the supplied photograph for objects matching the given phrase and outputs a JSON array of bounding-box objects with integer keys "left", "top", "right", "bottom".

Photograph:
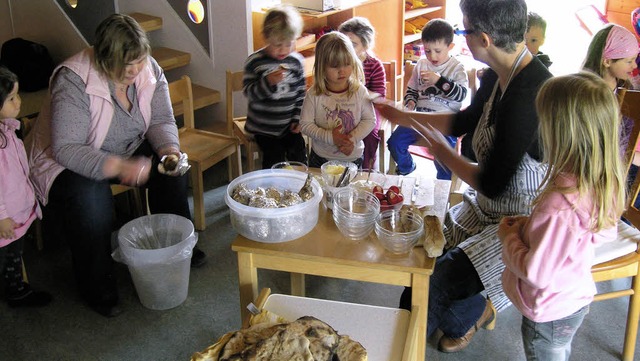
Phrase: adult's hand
[
  {"left": 0, "top": 218, "right": 17, "bottom": 240},
  {"left": 118, "top": 156, "right": 152, "bottom": 187},
  {"left": 409, "top": 119, "right": 451, "bottom": 159}
]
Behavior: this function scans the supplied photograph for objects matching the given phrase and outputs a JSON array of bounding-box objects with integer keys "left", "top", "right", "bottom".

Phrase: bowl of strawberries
[{"left": 370, "top": 184, "right": 405, "bottom": 212}]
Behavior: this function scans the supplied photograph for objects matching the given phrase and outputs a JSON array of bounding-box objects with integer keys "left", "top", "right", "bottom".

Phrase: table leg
[
  {"left": 412, "top": 273, "right": 429, "bottom": 361},
  {"left": 290, "top": 273, "right": 305, "bottom": 296},
  {"left": 237, "top": 252, "right": 258, "bottom": 328}
]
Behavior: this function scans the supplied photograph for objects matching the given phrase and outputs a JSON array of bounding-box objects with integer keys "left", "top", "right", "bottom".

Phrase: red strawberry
[
  {"left": 380, "top": 199, "right": 389, "bottom": 205},
  {"left": 386, "top": 190, "right": 403, "bottom": 205},
  {"left": 396, "top": 192, "right": 404, "bottom": 203},
  {"left": 388, "top": 185, "right": 400, "bottom": 195},
  {"left": 372, "top": 185, "right": 384, "bottom": 194},
  {"left": 374, "top": 191, "right": 386, "bottom": 202}
]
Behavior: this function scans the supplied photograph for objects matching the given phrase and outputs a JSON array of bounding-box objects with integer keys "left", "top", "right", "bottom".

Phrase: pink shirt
[
  {"left": 501, "top": 173, "right": 616, "bottom": 322},
  {"left": 0, "top": 118, "right": 41, "bottom": 246}
]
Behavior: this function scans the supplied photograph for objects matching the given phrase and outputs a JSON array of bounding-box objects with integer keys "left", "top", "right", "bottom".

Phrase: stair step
[
  {"left": 153, "top": 47, "right": 191, "bottom": 71},
  {"left": 130, "top": 12, "right": 163, "bottom": 32},
  {"left": 173, "top": 84, "right": 221, "bottom": 116}
]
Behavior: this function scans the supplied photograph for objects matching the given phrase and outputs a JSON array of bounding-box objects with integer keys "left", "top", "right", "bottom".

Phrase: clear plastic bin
[{"left": 114, "top": 214, "right": 197, "bottom": 310}]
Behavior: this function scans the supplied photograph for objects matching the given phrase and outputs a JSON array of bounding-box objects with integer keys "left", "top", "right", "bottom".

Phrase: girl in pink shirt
[
  {"left": 498, "top": 72, "right": 626, "bottom": 360},
  {"left": 0, "top": 66, "right": 51, "bottom": 307}
]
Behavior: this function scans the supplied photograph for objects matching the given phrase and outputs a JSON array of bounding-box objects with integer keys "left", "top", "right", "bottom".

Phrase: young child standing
[
  {"left": 499, "top": 72, "right": 626, "bottom": 360},
  {"left": 525, "top": 12, "right": 552, "bottom": 68},
  {"left": 300, "top": 31, "right": 376, "bottom": 168},
  {"left": 243, "top": 4, "right": 308, "bottom": 169},
  {"left": 338, "top": 17, "right": 386, "bottom": 170},
  {"left": 387, "top": 18, "right": 468, "bottom": 178},
  {"left": 0, "top": 66, "right": 51, "bottom": 307}
]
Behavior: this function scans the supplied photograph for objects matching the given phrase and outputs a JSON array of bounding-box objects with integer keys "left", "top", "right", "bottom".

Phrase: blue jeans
[
  {"left": 400, "top": 247, "right": 486, "bottom": 338},
  {"left": 43, "top": 141, "right": 191, "bottom": 307},
  {"left": 521, "top": 305, "right": 589, "bottom": 361},
  {"left": 387, "top": 125, "right": 457, "bottom": 179}
]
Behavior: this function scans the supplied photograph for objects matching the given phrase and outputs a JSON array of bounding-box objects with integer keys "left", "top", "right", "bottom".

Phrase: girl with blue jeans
[{"left": 499, "top": 73, "right": 626, "bottom": 360}]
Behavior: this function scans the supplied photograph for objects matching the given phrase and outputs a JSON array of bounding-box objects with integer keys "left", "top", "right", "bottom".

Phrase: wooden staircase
[{"left": 129, "top": 12, "right": 220, "bottom": 116}]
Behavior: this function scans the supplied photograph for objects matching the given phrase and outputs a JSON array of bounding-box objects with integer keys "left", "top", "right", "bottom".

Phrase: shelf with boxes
[{"left": 402, "top": 0, "right": 446, "bottom": 62}]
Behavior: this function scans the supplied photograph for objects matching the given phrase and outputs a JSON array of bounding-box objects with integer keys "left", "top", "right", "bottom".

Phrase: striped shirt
[
  {"left": 404, "top": 56, "right": 468, "bottom": 113},
  {"left": 243, "top": 50, "right": 306, "bottom": 137},
  {"left": 362, "top": 54, "right": 385, "bottom": 97}
]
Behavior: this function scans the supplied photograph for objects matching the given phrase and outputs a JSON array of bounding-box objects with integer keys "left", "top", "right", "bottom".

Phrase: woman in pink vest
[{"left": 26, "top": 14, "right": 205, "bottom": 317}]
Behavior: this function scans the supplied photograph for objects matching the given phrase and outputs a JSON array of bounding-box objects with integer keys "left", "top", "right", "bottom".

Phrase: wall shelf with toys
[{"left": 403, "top": 0, "right": 446, "bottom": 62}]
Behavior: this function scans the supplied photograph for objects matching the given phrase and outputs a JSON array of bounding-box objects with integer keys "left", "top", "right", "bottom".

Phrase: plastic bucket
[{"left": 114, "top": 214, "right": 197, "bottom": 310}]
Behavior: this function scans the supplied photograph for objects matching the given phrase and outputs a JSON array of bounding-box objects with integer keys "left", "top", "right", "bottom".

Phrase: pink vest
[{"left": 26, "top": 48, "right": 157, "bottom": 205}]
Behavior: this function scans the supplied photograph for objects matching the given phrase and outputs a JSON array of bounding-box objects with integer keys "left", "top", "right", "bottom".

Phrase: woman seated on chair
[
  {"left": 25, "top": 14, "right": 205, "bottom": 318},
  {"left": 374, "top": 0, "right": 552, "bottom": 352}
]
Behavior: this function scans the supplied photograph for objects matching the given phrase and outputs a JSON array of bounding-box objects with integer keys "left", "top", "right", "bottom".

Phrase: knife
[{"left": 411, "top": 177, "right": 420, "bottom": 204}]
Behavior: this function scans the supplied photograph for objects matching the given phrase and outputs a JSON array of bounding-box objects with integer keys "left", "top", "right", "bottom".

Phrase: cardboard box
[{"left": 282, "top": 0, "right": 334, "bottom": 12}]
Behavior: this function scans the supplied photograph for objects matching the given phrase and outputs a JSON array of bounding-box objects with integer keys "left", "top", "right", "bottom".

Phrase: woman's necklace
[{"left": 115, "top": 83, "right": 128, "bottom": 93}]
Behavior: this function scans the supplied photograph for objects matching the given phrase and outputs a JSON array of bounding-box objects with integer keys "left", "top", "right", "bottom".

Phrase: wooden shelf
[
  {"left": 173, "top": 84, "right": 221, "bottom": 116},
  {"left": 129, "top": 12, "right": 163, "bottom": 32},
  {"left": 404, "top": 6, "right": 443, "bottom": 20},
  {"left": 403, "top": 33, "right": 422, "bottom": 45},
  {"left": 153, "top": 47, "right": 191, "bottom": 71}
]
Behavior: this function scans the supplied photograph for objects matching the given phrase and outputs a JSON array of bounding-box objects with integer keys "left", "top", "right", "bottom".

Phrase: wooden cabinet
[{"left": 606, "top": 0, "right": 640, "bottom": 38}]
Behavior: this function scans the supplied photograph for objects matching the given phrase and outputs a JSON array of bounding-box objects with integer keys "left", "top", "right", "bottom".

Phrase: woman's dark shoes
[
  {"left": 7, "top": 288, "right": 53, "bottom": 307},
  {"left": 438, "top": 299, "right": 496, "bottom": 353},
  {"left": 191, "top": 246, "right": 206, "bottom": 268}
]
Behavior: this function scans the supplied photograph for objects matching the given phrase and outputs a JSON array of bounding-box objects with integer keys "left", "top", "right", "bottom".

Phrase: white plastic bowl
[{"left": 225, "top": 169, "right": 323, "bottom": 243}]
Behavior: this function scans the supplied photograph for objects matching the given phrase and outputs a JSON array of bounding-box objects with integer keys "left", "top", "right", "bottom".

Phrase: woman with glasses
[{"left": 375, "top": 0, "right": 552, "bottom": 353}]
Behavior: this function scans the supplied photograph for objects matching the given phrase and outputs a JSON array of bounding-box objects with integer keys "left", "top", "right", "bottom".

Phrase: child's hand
[
  {"left": 266, "top": 68, "right": 286, "bottom": 87},
  {"left": 290, "top": 123, "right": 301, "bottom": 134},
  {"left": 0, "top": 218, "right": 17, "bottom": 240},
  {"left": 338, "top": 142, "right": 354, "bottom": 156},
  {"left": 404, "top": 100, "right": 416, "bottom": 111},
  {"left": 332, "top": 125, "right": 352, "bottom": 147},
  {"left": 498, "top": 216, "right": 527, "bottom": 243},
  {"left": 420, "top": 71, "right": 441, "bottom": 86}
]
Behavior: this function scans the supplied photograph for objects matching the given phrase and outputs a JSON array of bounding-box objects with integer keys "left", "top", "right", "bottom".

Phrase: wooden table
[{"left": 232, "top": 178, "right": 451, "bottom": 361}]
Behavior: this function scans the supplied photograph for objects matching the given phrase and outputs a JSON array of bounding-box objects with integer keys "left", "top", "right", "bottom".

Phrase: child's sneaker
[{"left": 7, "top": 286, "right": 52, "bottom": 307}]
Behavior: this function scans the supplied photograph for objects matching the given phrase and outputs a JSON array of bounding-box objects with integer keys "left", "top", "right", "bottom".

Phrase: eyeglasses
[{"left": 454, "top": 27, "right": 475, "bottom": 36}]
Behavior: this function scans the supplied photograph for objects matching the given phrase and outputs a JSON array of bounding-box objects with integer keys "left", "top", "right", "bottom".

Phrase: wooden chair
[
  {"left": 590, "top": 88, "right": 640, "bottom": 361},
  {"left": 169, "top": 75, "right": 241, "bottom": 231},
  {"left": 226, "top": 70, "right": 259, "bottom": 172},
  {"left": 378, "top": 60, "right": 398, "bottom": 173}
]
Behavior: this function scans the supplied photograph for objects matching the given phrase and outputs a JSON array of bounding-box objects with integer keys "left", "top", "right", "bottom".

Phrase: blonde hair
[
  {"left": 93, "top": 14, "right": 150, "bottom": 81},
  {"left": 535, "top": 71, "right": 626, "bottom": 231},
  {"left": 262, "top": 5, "right": 303, "bottom": 42},
  {"left": 311, "top": 32, "right": 364, "bottom": 97}
]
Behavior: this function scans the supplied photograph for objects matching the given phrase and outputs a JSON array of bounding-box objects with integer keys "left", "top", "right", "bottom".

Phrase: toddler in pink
[{"left": 0, "top": 66, "right": 51, "bottom": 307}]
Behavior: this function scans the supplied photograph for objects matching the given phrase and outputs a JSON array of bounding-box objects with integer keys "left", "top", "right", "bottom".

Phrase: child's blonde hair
[
  {"left": 311, "top": 31, "right": 364, "bottom": 97},
  {"left": 262, "top": 5, "right": 303, "bottom": 42},
  {"left": 535, "top": 71, "right": 626, "bottom": 231}
]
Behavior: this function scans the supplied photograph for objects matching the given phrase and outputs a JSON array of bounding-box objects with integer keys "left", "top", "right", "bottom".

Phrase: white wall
[
  {"left": 5, "top": 0, "right": 87, "bottom": 64},
  {"left": 117, "top": 0, "right": 252, "bottom": 128}
]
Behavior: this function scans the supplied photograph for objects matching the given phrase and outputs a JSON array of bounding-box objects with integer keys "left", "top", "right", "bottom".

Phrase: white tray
[{"left": 262, "top": 293, "right": 411, "bottom": 361}]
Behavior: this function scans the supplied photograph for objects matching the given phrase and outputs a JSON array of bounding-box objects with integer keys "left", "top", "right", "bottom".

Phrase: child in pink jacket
[
  {"left": 499, "top": 72, "right": 626, "bottom": 360},
  {"left": 0, "top": 66, "right": 51, "bottom": 307}
]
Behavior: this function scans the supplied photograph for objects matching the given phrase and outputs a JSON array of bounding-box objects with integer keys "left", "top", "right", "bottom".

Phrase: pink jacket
[
  {"left": 501, "top": 173, "right": 616, "bottom": 322},
  {"left": 26, "top": 48, "right": 156, "bottom": 205},
  {"left": 0, "top": 118, "right": 41, "bottom": 246}
]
